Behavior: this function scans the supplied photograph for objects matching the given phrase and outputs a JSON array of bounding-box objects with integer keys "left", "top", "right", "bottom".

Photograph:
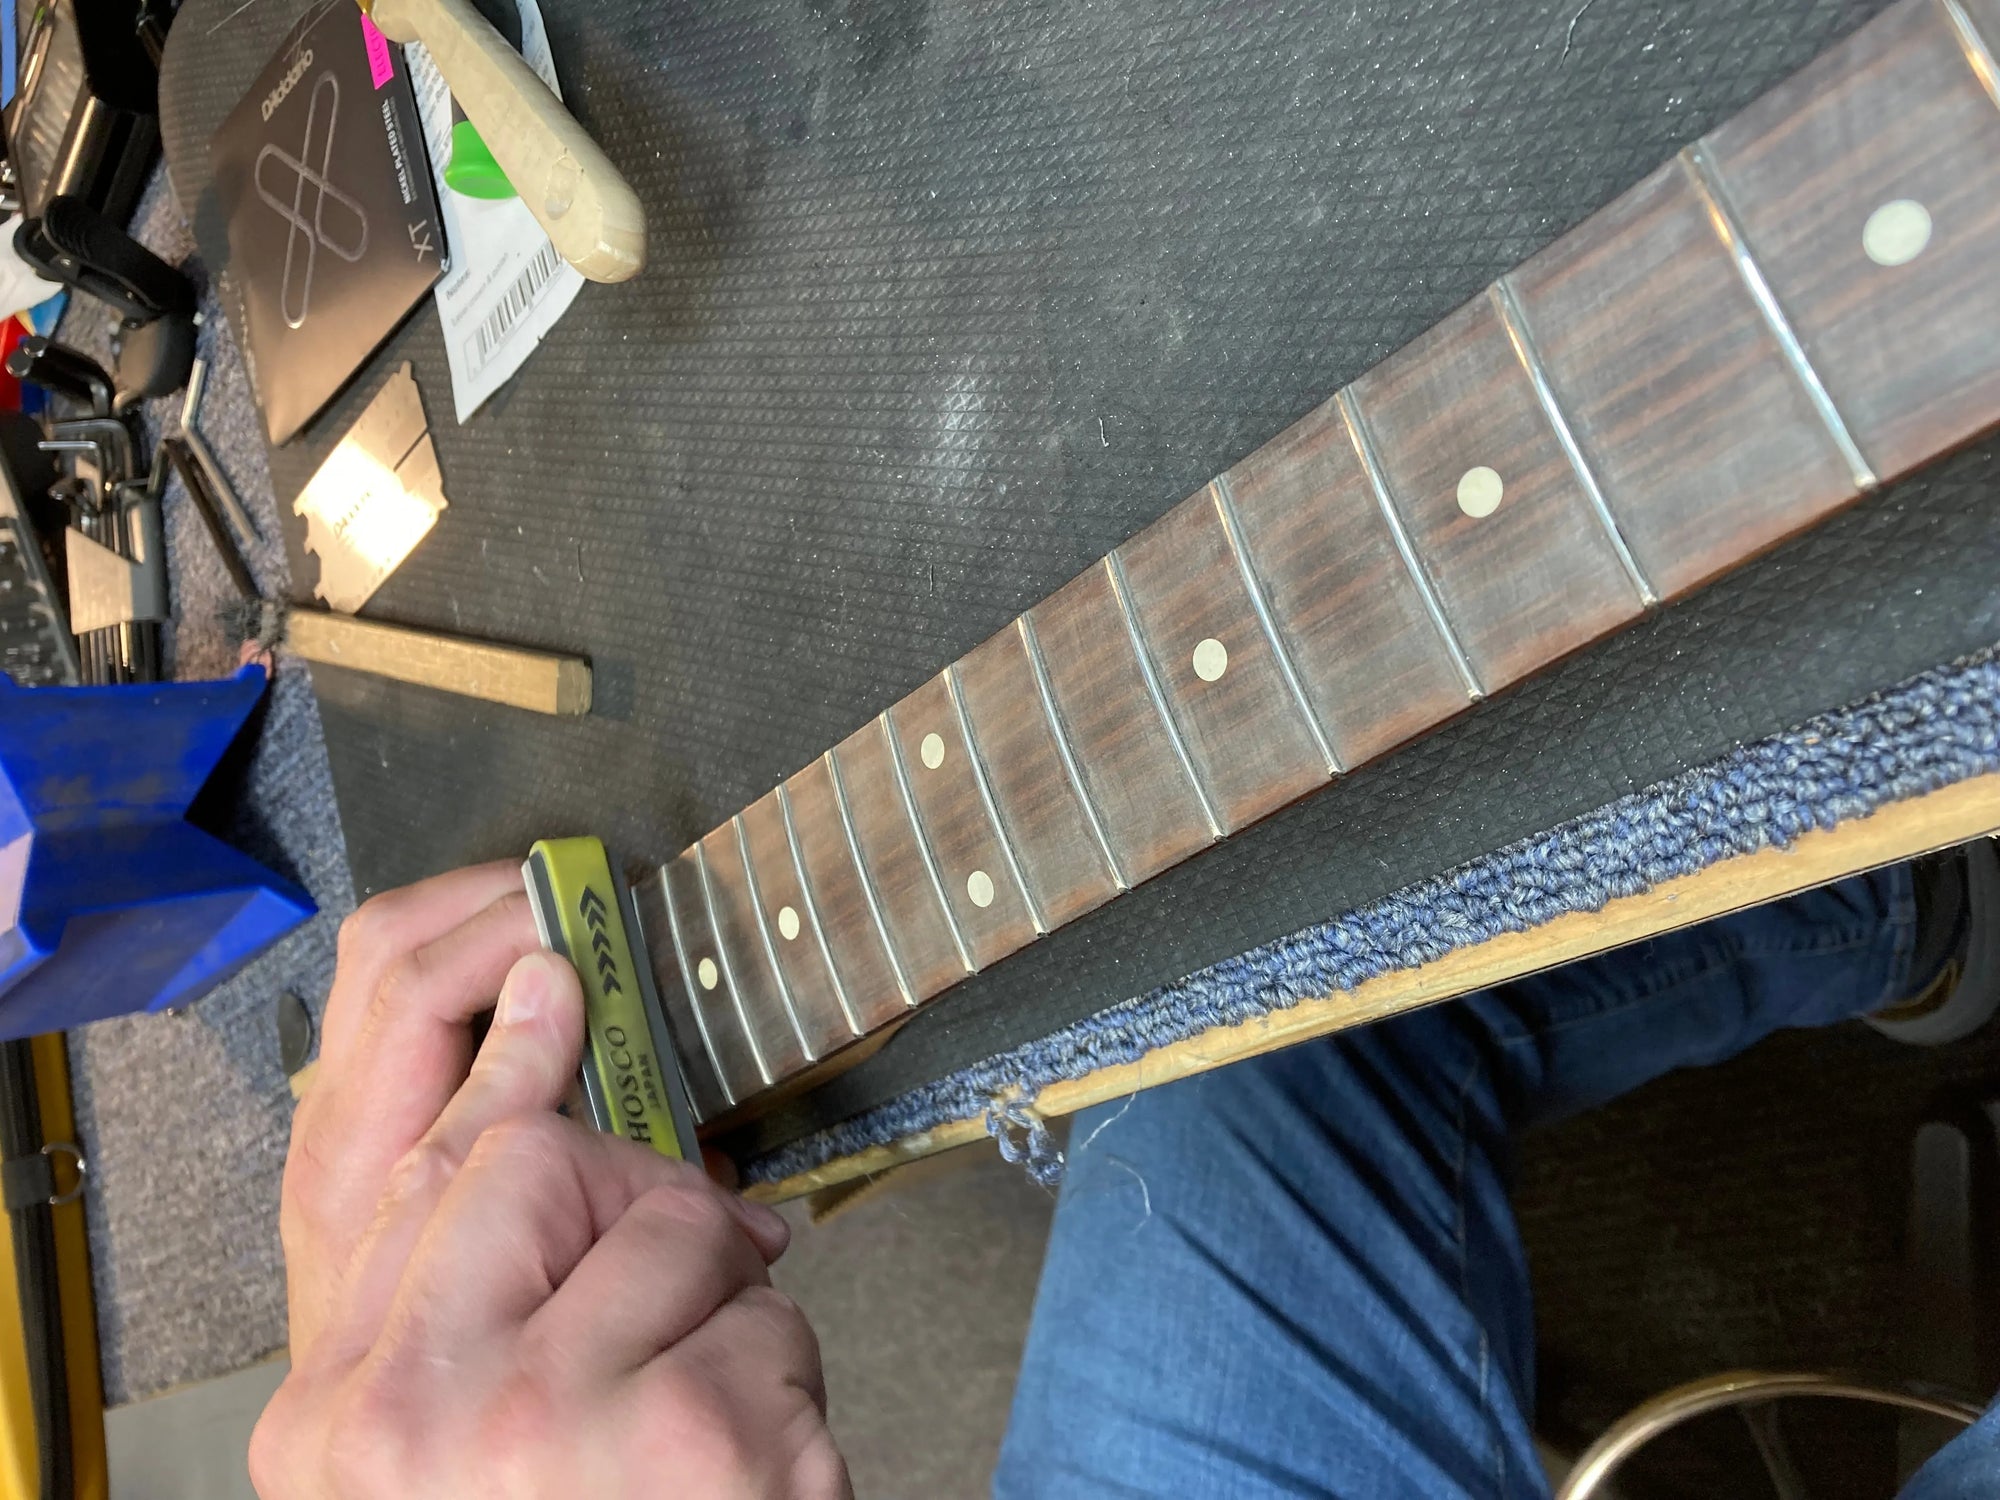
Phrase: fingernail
[
  {"left": 738, "top": 1195, "right": 788, "bottom": 1249},
  {"left": 496, "top": 957, "right": 550, "bottom": 1027}
]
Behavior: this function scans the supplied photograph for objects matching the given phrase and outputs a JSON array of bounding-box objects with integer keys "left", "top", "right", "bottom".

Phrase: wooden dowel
[{"left": 284, "top": 611, "right": 591, "bottom": 716}]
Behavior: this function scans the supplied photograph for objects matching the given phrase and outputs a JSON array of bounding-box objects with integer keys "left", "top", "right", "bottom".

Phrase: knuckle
[
  {"left": 465, "top": 1111, "right": 568, "bottom": 1177},
  {"left": 324, "top": 1362, "right": 420, "bottom": 1488},
  {"left": 630, "top": 1181, "right": 738, "bottom": 1245},
  {"left": 476, "top": 1365, "right": 565, "bottom": 1476},
  {"left": 789, "top": 1428, "right": 851, "bottom": 1500},
  {"left": 383, "top": 1135, "right": 457, "bottom": 1208},
  {"left": 246, "top": 1381, "right": 304, "bottom": 1495},
  {"left": 336, "top": 894, "right": 401, "bottom": 963},
  {"left": 649, "top": 1364, "right": 741, "bottom": 1448}
]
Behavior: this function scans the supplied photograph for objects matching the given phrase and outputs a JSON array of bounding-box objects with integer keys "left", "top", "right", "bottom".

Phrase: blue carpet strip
[{"left": 749, "top": 645, "right": 2000, "bottom": 1187}]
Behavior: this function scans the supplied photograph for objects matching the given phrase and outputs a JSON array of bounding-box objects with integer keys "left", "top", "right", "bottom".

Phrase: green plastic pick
[{"left": 444, "top": 119, "right": 517, "bottom": 200}]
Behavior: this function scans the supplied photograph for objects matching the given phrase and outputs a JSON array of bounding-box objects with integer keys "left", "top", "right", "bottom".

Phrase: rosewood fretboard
[{"left": 631, "top": 0, "right": 2000, "bottom": 1122}]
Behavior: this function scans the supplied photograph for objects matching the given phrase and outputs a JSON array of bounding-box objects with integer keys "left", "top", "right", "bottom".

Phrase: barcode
[{"left": 467, "top": 242, "right": 564, "bottom": 375}]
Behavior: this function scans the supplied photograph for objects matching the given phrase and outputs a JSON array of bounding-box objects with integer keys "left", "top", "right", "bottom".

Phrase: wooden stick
[
  {"left": 747, "top": 772, "right": 2000, "bottom": 1202},
  {"left": 360, "top": 0, "right": 646, "bottom": 283},
  {"left": 285, "top": 610, "right": 591, "bottom": 716}
]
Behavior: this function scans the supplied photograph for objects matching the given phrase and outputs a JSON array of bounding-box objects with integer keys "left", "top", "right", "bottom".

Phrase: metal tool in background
[
  {"left": 3, "top": 0, "right": 160, "bottom": 225},
  {"left": 0, "top": 461, "right": 80, "bottom": 688},
  {"left": 293, "top": 362, "right": 446, "bottom": 614},
  {"left": 175, "top": 357, "right": 255, "bottom": 545},
  {"left": 524, "top": 837, "right": 697, "bottom": 1161},
  {"left": 7, "top": 335, "right": 165, "bottom": 684}
]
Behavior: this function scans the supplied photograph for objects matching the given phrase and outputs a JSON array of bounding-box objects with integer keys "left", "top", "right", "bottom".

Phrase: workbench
[{"left": 64, "top": 0, "right": 2000, "bottom": 1401}]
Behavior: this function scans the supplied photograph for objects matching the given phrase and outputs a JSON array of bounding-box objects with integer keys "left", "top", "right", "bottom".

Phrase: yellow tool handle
[
  {"left": 524, "top": 838, "right": 695, "bottom": 1159},
  {"left": 363, "top": 0, "right": 647, "bottom": 283}
]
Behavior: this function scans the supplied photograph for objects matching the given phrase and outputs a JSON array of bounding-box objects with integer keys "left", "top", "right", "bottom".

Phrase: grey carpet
[{"left": 56, "top": 169, "right": 353, "bottom": 1404}]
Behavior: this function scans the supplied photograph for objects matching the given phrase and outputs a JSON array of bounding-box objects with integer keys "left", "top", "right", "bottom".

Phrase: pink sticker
[{"left": 361, "top": 14, "right": 395, "bottom": 89}]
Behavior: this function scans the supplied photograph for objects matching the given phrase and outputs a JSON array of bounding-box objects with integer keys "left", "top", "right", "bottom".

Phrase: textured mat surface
[{"left": 157, "top": 0, "right": 2000, "bottom": 1149}]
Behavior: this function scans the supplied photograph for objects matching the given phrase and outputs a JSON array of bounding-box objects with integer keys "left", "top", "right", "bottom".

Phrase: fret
[
  {"left": 883, "top": 674, "right": 1040, "bottom": 968},
  {"left": 1507, "top": 156, "right": 1866, "bottom": 598},
  {"left": 828, "top": 719, "right": 972, "bottom": 996},
  {"left": 698, "top": 830, "right": 813, "bottom": 1077},
  {"left": 1104, "top": 555, "right": 1225, "bottom": 838},
  {"left": 1212, "top": 476, "right": 1343, "bottom": 775},
  {"left": 1948, "top": 0, "right": 2000, "bottom": 103},
  {"left": 1222, "top": 397, "right": 1479, "bottom": 767},
  {"left": 1110, "top": 483, "right": 1335, "bottom": 831},
  {"left": 737, "top": 792, "right": 860, "bottom": 1051},
  {"left": 1487, "top": 279, "right": 1657, "bottom": 608},
  {"left": 954, "top": 618, "right": 1126, "bottom": 926},
  {"left": 777, "top": 763, "right": 911, "bottom": 1029},
  {"left": 1678, "top": 143, "right": 1876, "bottom": 490},
  {"left": 1336, "top": 388, "right": 1484, "bottom": 701},
  {"left": 1347, "top": 292, "right": 1650, "bottom": 694},
  {"left": 628, "top": 873, "right": 732, "bottom": 1119},
  {"left": 661, "top": 848, "right": 766, "bottom": 1103},
  {"left": 1027, "top": 561, "right": 1219, "bottom": 885},
  {"left": 1697, "top": 0, "right": 2000, "bottom": 480},
  {"left": 946, "top": 666, "right": 1045, "bottom": 933}
]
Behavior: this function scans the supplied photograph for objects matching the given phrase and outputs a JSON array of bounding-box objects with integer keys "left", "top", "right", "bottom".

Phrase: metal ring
[
  {"left": 1557, "top": 1370, "right": 1981, "bottom": 1500},
  {"left": 40, "top": 1141, "right": 86, "bottom": 1207}
]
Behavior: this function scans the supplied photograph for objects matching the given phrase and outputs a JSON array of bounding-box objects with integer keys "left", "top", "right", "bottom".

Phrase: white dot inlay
[
  {"left": 1862, "top": 198, "right": 1931, "bottom": 267},
  {"left": 1192, "top": 637, "right": 1228, "bottom": 682},
  {"left": 967, "top": 869, "right": 996, "bottom": 908},
  {"left": 777, "top": 905, "right": 800, "bottom": 941},
  {"left": 697, "top": 957, "right": 719, "bottom": 991},
  {"left": 1456, "top": 466, "right": 1504, "bottom": 518},
  {"left": 920, "top": 731, "right": 946, "bottom": 769}
]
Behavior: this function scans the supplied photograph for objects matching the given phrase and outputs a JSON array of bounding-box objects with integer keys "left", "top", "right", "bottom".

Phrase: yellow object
[
  {"left": 0, "top": 1034, "right": 107, "bottom": 1499},
  {"left": 524, "top": 839, "right": 692, "bottom": 1160}
]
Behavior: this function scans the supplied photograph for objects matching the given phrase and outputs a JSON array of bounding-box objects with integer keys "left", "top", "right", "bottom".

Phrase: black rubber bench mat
[{"left": 157, "top": 0, "right": 2000, "bottom": 1152}]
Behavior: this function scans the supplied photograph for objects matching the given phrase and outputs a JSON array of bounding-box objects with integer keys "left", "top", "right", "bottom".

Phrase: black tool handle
[{"left": 5, "top": 338, "right": 113, "bottom": 418}]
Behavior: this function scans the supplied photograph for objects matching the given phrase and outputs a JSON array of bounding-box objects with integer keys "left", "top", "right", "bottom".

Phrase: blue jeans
[{"left": 996, "top": 866, "right": 2000, "bottom": 1497}]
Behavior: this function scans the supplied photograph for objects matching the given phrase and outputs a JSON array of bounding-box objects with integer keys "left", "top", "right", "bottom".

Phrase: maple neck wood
[{"left": 631, "top": 0, "right": 2000, "bottom": 1122}]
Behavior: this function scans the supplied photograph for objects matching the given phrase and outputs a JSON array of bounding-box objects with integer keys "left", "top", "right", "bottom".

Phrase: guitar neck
[{"left": 634, "top": 0, "right": 2000, "bottom": 1121}]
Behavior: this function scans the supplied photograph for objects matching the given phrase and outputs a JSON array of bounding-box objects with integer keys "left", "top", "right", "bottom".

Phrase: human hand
[{"left": 252, "top": 864, "right": 848, "bottom": 1497}]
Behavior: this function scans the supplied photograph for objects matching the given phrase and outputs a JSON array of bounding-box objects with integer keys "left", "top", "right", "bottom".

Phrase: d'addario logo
[{"left": 261, "top": 48, "right": 314, "bottom": 120}]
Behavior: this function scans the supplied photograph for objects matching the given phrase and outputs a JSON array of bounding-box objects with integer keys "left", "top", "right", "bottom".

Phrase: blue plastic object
[{"left": 0, "top": 665, "right": 314, "bottom": 1038}]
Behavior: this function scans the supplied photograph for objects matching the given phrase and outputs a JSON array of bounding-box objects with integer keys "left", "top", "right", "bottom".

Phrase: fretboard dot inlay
[
  {"left": 696, "top": 956, "right": 719, "bottom": 990},
  {"left": 1456, "top": 465, "right": 1505, "bottom": 518},
  {"left": 1862, "top": 197, "right": 1932, "bottom": 267},
  {"left": 920, "top": 732, "right": 946, "bottom": 769},
  {"left": 1191, "top": 637, "right": 1228, "bottom": 682},
  {"left": 967, "top": 869, "right": 996, "bottom": 907},
  {"left": 777, "top": 905, "right": 800, "bottom": 941}
]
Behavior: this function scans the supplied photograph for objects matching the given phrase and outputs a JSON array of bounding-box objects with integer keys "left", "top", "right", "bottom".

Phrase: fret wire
[
  {"left": 777, "top": 783, "right": 863, "bottom": 1036},
  {"left": 693, "top": 839, "right": 772, "bottom": 1086},
  {"left": 1210, "top": 473, "right": 1345, "bottom": 774},
  {"left": 1942, "top": 0, "right": 2000, "bottom": 109},
  {"left": 943, "top": 663, "right": 1047, "bottom": 934},
  {"left": 1102, "top": 552, "right": 1225, "bottom": 839},
  {"left": 823, "top": 749, "right": 918, "bottom": 1007},
  {"left": 1335, "top": 386, "right": 1486, "bottom": 702},
  {"left": 644, "top": 866, "right": 737, "bottom": 1108},
  {"left": 1678, "top": 142, "right": 1879, "bottom": 491},
  {"left": 879, "top": 712, "right": 977, "bottom": 973},
  {"left": 1489, "top": 277, "right": 1659, "bottom": 609},
  {"left": 732, "top": 813, "right": 816, "bottom": 1062},
  {"left": 1017, "top": 613, "right": 1129, "bottom": 892}
]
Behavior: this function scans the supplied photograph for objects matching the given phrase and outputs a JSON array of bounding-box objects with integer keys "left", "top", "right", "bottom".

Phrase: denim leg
[{"left": 996, "top": 869, "right": 1918, "bottom": 1498}]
